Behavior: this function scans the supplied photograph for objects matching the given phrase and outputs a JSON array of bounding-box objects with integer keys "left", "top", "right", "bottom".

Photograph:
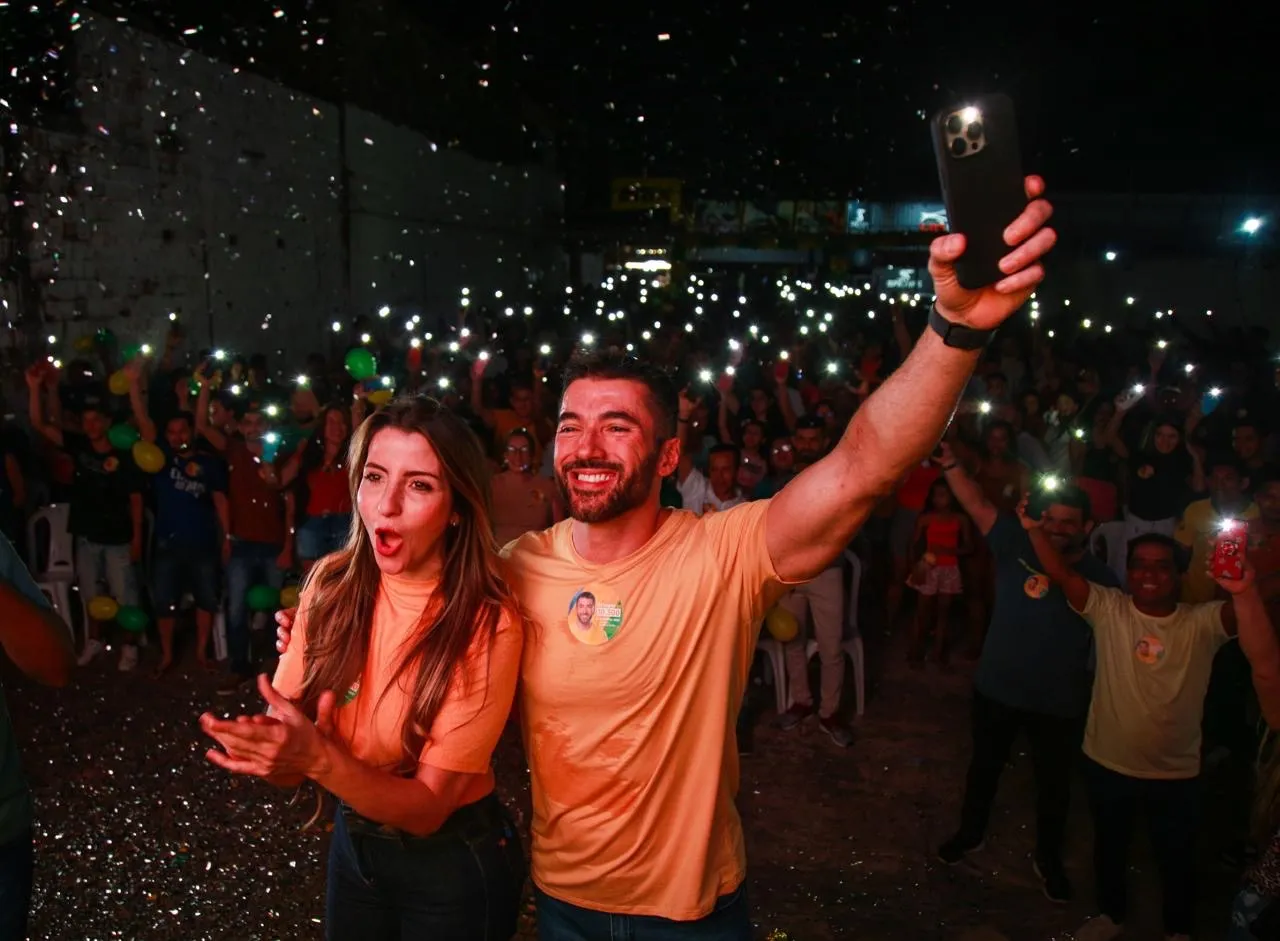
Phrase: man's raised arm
[{"left": 766, "top": 176, "right": 1055, "bottom": 582}]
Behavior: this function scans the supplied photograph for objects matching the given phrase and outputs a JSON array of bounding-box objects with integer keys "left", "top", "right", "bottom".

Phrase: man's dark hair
[
  {"left": 167, "top": 410, "right": 195, "bottom": 429},
  {"left": 1205, "top": 452, "right": 1245, "bottom": 477},
  {"left": 795, "top": 415, "right": 826, "bottom": 433},
  {"left": 578, "top": 591, "right": 596, "bottom": 605},
  {"left": 708, "top": 443, "right": 741, "bottom": 466},
  {"left": 1046, "top": 482, "right": 1092, "bottom": 521},
  {"left": 1254, "top": 465, "right": 1280, "bottom": 490},
  {"left": 1126, "top": 533, "right": 1187, "bottom": 573},
  {"left": 561, "top": 351, "right": 679, "bottom": 439}
]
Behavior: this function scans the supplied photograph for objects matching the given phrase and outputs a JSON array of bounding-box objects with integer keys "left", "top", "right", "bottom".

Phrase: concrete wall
[{"left": 12, "top": 11, "right": 562, "bottom": 367}]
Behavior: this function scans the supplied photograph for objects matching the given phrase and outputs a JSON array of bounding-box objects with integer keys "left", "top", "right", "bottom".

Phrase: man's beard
[{"left": 556, "top": 450, "right": 660, "bottom": 523}]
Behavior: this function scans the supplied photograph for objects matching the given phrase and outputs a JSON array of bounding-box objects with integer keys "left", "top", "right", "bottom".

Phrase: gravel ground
[{"left": 8, "top": 625, "right": 1244, "bottom": 940}]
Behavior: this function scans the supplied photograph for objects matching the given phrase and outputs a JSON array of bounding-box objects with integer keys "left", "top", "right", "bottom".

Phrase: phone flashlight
[
  {"left": 295, "top": 374, "right": 309, "bottom": 386},
  {"left": 265, "top": 404, "right": 279, "bottom": 418},
  {"left": 1209, "top": 386, "right": 1223, "bottom": 398},
  {"left": 978, "top": 401, "right": 992, "bottom": 414},
  {"left": 1184, "top": 363, "right": 1196, "bottom": 374},
  {"left": 779, "top": 350, "right": 790, "bottom": 361},
  {"left": 539, "top": 344, "right": 552, "bottom": 356},
  {"left": 1073, "top": 427, "right": 1085, "bottom": 440},
  {"left": 140, "top": 343, "right": 152, "bottom": 356},
  {"left": 1041, "top": 474, "right": 1061, "bottom": 492},
  {"left": 437, "top": 377, "right": 451, "bottom": 390},
  {"left": 478, "top": 350, "right": 490, "bottom": 361},
  {"left": 381, "top": 376, "right": 393, "bottom": 387},
  {"left": 1131, "top": 383, "right": 1146, "bottom": 395},
  {"left": 212, "top": 349, "right": 226, "bottom": 361},
  {"left": 698, "top": 368, "right": 713, "bottom": 384},
  {"left": 825, "top": 362, "right": 839, "bottom": 375},
  {"left": 1157, "top": 339, "right": 1168, "bottom": 350},
  {"left": 1218, "top": 518, "right": 1242, "bottom": 533},
  {"left": 229, "top": 383, "right": 242, "bottom": 396}
]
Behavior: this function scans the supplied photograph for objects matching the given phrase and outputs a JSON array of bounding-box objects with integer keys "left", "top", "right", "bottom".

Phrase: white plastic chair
[
  {"left": 25, "top": 504, "right": 76, "bottom": 641},
  {"left": 755, "top": 635, "right": 788, "bottom": 714},
  {"left": 803, "top": 550, "right": 866, "bottom": 717},
  {"left": 1090, "top": 520, "right": 1128, "bottom": 584}
]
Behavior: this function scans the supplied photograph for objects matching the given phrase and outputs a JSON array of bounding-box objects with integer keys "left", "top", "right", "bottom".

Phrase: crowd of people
[{"left": 0, "top": 177, "right": 1279, "bottom": 939}]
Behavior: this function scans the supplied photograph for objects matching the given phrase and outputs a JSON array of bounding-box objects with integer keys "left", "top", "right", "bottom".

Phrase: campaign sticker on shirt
[
  {"left": 102, "top": 455, "right": 119, "bottom": 473},
  {"left": 1134, "top": 634, "right": 1166, "bottom": 665},
  {"left": 1024, "top": 573, "right": 1050, "bottom": 599},
  {"left": 185, "top": 460, "right": 203, "bottom": 478},
  {"left": 1137, "top": 464, "right": 1155, "bottom": 480},
  {"left": 567, "top": 589, "right": 624, "bottom": 646}
]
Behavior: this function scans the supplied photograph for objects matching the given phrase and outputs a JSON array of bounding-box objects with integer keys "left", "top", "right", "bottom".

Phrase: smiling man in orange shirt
[{"left": 499, "top": 179, "right": 1056, "bottom": 938}]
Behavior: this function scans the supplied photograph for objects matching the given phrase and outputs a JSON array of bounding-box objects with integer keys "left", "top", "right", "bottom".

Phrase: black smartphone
[{"left": 931, "top": 93, "right": 1026, "bottom": 290}]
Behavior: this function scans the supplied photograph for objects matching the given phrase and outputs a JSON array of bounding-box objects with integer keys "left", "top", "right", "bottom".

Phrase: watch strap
[{"left": 928, "top": 304, "right": 994, "bottom": 351}]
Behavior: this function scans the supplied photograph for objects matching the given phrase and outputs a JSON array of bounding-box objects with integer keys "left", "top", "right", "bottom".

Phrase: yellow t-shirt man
[
  {"left": 1078, "top": 583, "right": 1228, "bottom": 779},
  {"left": 1175, "top": 497, "right": 1258, "bottom": 603},
  {"left": 502, "top": 500, "right": 794, "bottom": 920}
]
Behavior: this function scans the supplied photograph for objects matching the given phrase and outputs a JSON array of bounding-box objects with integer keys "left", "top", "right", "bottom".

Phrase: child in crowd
[
  {"left": 1020, "top": 497, "right": 1276, "bottom": 941},
  {"left": 906, "top": 478, "right": 972, "bottom": 665}
]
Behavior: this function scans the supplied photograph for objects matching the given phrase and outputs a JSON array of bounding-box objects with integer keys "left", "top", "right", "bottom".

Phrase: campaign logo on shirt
[
  {"left": 566, "top": 589, "right": 624, "bottom": 646},
  {"left": 184, "top": 460, "right": 203, "bottom": 478},
  {"left": 1135, "top": 634, "right": 1166, "bottom": 664},
  {"left": 1024, "top": 573, "right": 1051, "bottom": 599},
  {"left": 1137, "top": 464, "right": 1155, "bottom": 480},
  {"left": 102, "top": 455, "right": 119, "bottom": 473}
]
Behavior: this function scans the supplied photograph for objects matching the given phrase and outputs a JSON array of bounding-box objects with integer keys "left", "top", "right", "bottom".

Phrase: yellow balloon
[
  {"left": 108, "top": 370, "right": 130, "bottom": 396},
  {"left": 764, "top": 606, "right": 799, "bottom": 643},
  {"left": 87, "top": 595, "right": 119, "bottom": 621},
  {"left": 131, "top": 440, "right": 165, "bottom": 474},
  {"left": 367, "top": 389, "right": 393, "bottom": 406},
  {"left": 279, "top": 585, "right": 300, "bottom": 609}
]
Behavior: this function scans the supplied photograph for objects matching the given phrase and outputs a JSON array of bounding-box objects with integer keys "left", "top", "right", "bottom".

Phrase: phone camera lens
[
  {"left": 946, "top": 114, "right": 963, "bottom": 135},
  {"left": 966, "top": 121, "right": 983, "bottom": 141},
  {"left": 949, "top": 137, "right": 967, "bottom": 157}
]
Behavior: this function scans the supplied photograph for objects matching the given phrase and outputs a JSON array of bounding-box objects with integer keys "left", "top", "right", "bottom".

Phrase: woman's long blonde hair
[{"left": 295, "top": 395, "right": 515, "bottom": 774}]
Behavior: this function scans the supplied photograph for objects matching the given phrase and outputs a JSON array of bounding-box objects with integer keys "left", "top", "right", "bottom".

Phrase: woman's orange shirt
[{"left": 274, "top": 570, "right": 523, "bottom": 777}]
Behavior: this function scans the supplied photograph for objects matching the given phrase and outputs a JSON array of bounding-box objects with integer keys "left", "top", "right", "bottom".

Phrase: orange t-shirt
[
  {"left": 501, "top": 500, "right": 794, "bottom": 920},
  {"left": 492, "top": 408, "right": 546, "bottom": 467},
  {"left": 273, "top": 570, "right": 522, "bottom": 778}
]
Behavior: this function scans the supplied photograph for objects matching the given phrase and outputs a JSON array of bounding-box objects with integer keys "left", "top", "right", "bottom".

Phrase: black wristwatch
[{"left": 928, "top": 304, "right": 994, "bottom": 351}]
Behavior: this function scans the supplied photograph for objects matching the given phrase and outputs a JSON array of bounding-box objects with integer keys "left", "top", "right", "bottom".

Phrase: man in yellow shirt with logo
[{"left": 1021, "top": 498, "right": 1274, "bottom": 941}]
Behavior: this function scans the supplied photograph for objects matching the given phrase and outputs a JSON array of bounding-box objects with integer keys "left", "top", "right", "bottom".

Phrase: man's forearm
[
  {"left": 835, "top": 327, "right": 979, "bottom": 490},
  {"left": 1234, "top": 587, "right": 1280, "bottom": 728}
]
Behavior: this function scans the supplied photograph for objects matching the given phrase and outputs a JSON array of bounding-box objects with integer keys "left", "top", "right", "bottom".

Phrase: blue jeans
[
  {"left": 225, "top": 540, "right": 283, "bottom": 675},
  {"left": 326, "top": 794, "right": 525, "bottom": 941},
  {"left": 535, "top": 884, "right": 749, "bottom": 941},
  {"left": 297, "top": 514, "right": 351, "bottom": 562},
  {"left": 0, "top": 829, "right": 33, "bottom": 941},
  {"left": 152, "top": 540, "right": 220, "bottom": 613}
]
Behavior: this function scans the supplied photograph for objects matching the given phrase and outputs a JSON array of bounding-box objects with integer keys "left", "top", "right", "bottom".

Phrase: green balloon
[
  {"left": 344, "top": 347, "right": 378, "bottom": 381},
  {"left": 122, "top": 343, "right": 142, "bottom": 362},
  {"left": 246, "top": 584, "right": 280, "bottom": 613},
  {"left": 95, "top": 327, "right": 117, "bottom": 347},
  {"left": 116, "top": 605, "right": 149, "bottom": 633},
  {"left": 108, "top": 424, "right": 140, "bottom": 450}
]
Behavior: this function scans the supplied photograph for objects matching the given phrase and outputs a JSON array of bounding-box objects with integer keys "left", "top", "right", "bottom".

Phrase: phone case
[
  {"left": 931, "top": 93, "right": 1026, "bottom": 290},
  {"left": 1211, "top": 527, "right": 1246, "bottom": 580}
]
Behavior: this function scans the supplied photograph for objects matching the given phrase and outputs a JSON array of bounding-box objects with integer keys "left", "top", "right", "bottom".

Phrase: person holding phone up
[{"left": 1018, "top": 496, "right": 1274, "bottom": 941}]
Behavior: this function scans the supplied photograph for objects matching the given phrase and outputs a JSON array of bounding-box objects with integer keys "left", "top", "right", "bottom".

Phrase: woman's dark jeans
[{"left": 326, "top": 794, "right": 526, "bottom": 941}]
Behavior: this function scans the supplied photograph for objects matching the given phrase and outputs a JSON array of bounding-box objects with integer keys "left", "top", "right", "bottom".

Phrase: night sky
[
  {"left": 3, "top": 2, "right": 1274, "bottom": 205},
  {"left": 437, "top": 2, "right": 1273, "bottom": 202}
]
